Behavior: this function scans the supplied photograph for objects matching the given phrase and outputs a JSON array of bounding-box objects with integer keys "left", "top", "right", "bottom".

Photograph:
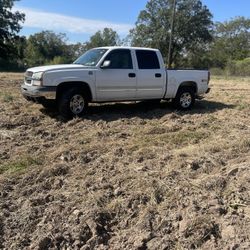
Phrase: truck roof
[{"left": 94, "top": 46, "right": 159, "bottom": 52}]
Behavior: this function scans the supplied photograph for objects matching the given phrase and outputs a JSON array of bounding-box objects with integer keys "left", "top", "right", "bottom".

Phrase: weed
[
  {"left": 0, "top": 156, "right": 43, "bottom": 174},
  {"left": 0, "top": 92, "right": 14, "bottom": 102},
  {"left": 236, "top": 103, "right": 250, "bottom": 111},
  {"left": 3, "top": 94, "right": 14, "bottom": 102},
  {"left": 172, "top": 130, "right": 209, "bottom": 145}
]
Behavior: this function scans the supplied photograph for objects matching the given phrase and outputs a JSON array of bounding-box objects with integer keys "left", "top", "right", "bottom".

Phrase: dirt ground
[{"left": 0, "top": 73, "right": 249, "bottom": 250}]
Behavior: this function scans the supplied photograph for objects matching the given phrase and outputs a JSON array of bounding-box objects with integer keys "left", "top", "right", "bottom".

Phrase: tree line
[{"left": 1, "top": 0, "right": 250, "bottom": 75}]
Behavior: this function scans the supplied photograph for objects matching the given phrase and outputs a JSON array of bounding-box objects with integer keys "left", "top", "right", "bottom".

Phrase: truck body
[{"left": 21, "top": 47, "right": 210, "bottom": 118}]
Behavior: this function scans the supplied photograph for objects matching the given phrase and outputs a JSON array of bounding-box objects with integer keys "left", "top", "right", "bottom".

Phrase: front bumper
[{"left": 21, "top": 84, "right": 56, "bottom": 100}]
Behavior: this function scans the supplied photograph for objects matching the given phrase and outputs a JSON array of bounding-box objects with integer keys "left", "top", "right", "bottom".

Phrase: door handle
[
  {"left": 128, "top": 73, "right": 136, "bottom": 78},
  {"left": 155, "top": 73, "right": 162, "bottom": 78}
]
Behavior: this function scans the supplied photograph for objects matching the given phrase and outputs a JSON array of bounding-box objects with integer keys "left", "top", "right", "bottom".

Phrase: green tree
[
  {"left": 0, "top": 0, "right": 25, "bottom": 68},
  {"left": 85, "top": 28, "right": 120, "bottom": 49},
  {"left": 24, "top": 31, "right": 71, "bottom": 67},
  {"left": 130, "top": 0, "right": 213, "bottom": 67},
  {"left": 12, "top": 35, "right": 27, "bottom": 68},
  {"left": 210, "top": 17, "right": 250, "bottom": 68},
  {"left": 67, "top": 42, "right": 88, "bottom": 60}
]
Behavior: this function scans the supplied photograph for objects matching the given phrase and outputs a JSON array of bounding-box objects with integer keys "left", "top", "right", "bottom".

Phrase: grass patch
[
  {"left": 133, "top": 129, "right": 209, "bottom": 149},
  {"left": 236, "top": 103, "right": 250, "bottom": 111},
  {"left": 171, "top": 130, "right": 209, "bottom": 145},
  {"left": 0, "top": 156, "right": 43, "bottom": 175},
  {"left": 0, "top": 92, "right": 14, "bottom": 102},
  {"left": 3, "top": 94, "right": 14, "bottom": 102}
]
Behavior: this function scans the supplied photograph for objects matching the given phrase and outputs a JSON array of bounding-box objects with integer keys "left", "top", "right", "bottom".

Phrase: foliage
[
  {"left": 68, "top": 42, "right": 88, "bottom": 59},
  {"left": 210, "top": 58, "right": 250, "bottom": 77},
  {"left": 22, "top": 29, "right": 120, "bottom": 67},
  {"left": 210, "top": 17, "right": 250, "bottom": 68},
  {"left": 0, "top": 0, "right": 25, "bottom": 69},
  {"left": 85, "top": 28, "right": 120, "bottom": 49},
  {"left": 129, "top": 0, "right": 213, "bottom": 67},
  {"left": 0, "top": 0, "right": 249, "bottom": 75},
  {"left": 24, "top": 31, "right": 71, "bottom": 67},
  {"left": 225, "top": 58, "right": 250, "bottom": 77},
  {"left": 209, "top": 67, "right": 225, "bottom": 76},
  {"left": 0, "top": 35, "right": 27, "bottom": 71}
]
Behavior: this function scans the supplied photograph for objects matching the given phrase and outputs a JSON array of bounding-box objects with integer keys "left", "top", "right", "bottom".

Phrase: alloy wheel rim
[
  {"left": 180, "top": 92, "right": 192, "bottom": 108},
  {"left": 70, "top": 95, "right": 85, "bottom": 114}
]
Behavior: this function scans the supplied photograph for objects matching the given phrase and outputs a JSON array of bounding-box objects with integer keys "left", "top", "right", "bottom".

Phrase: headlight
[
  {"left": 32, "top": 72, "right": 44, "bottom": 86},
  {"left": 32, "top": 72, "right": 43, "bottom": 80}
]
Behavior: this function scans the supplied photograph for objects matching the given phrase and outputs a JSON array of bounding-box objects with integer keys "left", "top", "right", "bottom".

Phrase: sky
[{"left": 14, "top": 0, "right": 250, "bottom": 44}]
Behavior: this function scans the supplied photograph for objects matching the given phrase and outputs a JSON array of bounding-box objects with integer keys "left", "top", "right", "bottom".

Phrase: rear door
[
  {"left": 135, "top": 50, "right": 165, "bottom": 99},
  {"left": 95, "top": 49, "right": 137, "bottom": 101}
]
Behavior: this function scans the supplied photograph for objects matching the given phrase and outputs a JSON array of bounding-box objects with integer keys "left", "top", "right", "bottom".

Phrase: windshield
[{"left": 73, "top": 49, "right": 108, "bottom": 66}]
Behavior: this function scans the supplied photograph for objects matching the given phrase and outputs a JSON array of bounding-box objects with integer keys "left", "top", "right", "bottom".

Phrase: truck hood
[{"left": 27, "top": 64, "right": 93, "bottom": 73}]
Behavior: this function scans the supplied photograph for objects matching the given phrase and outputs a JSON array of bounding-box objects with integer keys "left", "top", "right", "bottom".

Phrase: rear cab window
[{"left": 136, "top": 50, "right": 160, "bottom": 69}]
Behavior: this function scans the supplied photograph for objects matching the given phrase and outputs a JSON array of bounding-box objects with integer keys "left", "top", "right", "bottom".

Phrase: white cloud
[{"left": 14, "top": 6, "right": 133, "bottom": 35}]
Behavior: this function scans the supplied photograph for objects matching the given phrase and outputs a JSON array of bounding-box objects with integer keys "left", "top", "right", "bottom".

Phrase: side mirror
[{"left": 101, "top": 60, "right": 111, "bottom": 69}]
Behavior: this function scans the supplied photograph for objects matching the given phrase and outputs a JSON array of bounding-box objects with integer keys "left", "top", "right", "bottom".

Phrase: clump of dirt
[{"left": 0, "top": 73, "right": 249, "bottom": 249}]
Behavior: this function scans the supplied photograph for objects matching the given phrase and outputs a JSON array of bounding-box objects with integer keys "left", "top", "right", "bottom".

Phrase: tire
[
  {"left": 40, "top": 100, "right": 56, "bottom": 109},
  {"left": 58, "top": 88, "right": 88, "bottom": 118},
  {"left": 173, "top": 87, "right": 195, "bottom": 110}
]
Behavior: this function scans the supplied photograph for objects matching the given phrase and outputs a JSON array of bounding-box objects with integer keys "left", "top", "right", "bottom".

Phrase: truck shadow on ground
[{"left": 41, "top": 100, "right": 235, "bottom": 122}]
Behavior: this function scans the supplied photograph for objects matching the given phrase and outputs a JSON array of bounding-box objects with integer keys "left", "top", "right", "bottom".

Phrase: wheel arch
[
  {"left": 177, "top": 81, "right": 197, "bottom": 95},
  {"left": 56, "top": 81, "right": 93, "bottom": 102}
]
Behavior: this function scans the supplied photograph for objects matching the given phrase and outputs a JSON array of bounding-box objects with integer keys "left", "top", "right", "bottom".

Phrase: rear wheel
[
  {"left": 58, "top": 88, "right": 88, "bottom": 118},
  {"left": 173, "top": 87, "right": 195, "bottom": 110}
]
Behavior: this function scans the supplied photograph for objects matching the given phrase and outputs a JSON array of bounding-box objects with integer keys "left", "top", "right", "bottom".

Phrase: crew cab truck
[{"left": 21, "top": 47, "right": 210, "bottom": 118}]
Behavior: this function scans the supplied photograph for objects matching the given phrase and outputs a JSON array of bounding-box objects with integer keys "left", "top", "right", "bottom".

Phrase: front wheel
[
  {"left": 58, "top": 88, "right": 88, "bottom": 118},
  {"left": 173, "top": 87, "right": 195, "bottom": 110},
  {"left": 40, "top": 99, "right": 56, "bottom": 109}
]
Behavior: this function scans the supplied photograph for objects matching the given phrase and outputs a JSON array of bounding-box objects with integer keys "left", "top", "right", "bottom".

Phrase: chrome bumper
[{"left": 21, "top": 84, "right": 56, "bottom": 100}]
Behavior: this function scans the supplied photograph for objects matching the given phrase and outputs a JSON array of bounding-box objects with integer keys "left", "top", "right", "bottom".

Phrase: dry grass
[{"left": 0, "top": 73, "right": 249, "bottom": 249}]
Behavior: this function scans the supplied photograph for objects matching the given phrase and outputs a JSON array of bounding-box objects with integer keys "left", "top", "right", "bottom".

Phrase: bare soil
[{"left": 0, "top": 73, "right": 249, "bottom": 250}]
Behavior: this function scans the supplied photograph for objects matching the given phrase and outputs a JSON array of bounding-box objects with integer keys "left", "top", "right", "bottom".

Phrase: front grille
[{"left": 25, "top": 78, "right": 32, "bottom": 84}]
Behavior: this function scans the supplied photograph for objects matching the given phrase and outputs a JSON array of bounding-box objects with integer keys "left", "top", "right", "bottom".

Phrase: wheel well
[
  {"left": 56, "top": 82, "right": 92, "bottom": 101},
  {"left": 178, "top": 81, "right": 197, "bottom": 94}
]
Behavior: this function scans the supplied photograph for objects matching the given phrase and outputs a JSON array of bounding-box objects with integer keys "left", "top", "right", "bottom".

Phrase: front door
[{"left": 96, "top": 49, "right": 137, "bottom": 101}]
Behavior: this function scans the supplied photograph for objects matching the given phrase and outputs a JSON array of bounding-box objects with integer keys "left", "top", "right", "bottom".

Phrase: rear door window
[{"left": 136, "top": 50, "right": 160, "bottom": 69}]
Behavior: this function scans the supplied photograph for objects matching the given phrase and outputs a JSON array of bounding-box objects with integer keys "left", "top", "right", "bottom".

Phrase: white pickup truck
[{"left": 21, "top": 47, "right": 210, "bottom": 118}]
